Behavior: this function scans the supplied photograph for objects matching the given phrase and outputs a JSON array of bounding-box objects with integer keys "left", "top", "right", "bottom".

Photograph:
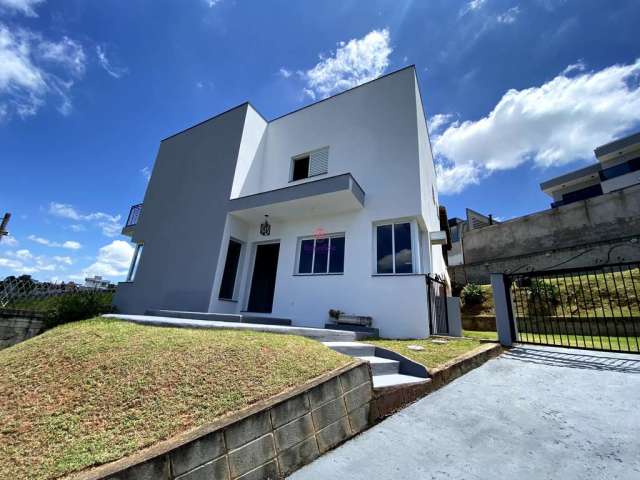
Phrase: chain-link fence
[{"left": 0, "top": 275, "right": 115, "bottom": 327}]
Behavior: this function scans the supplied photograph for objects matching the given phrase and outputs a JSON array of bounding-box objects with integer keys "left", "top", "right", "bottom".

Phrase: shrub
[
  {"left": 461, "top": 283, "right": 485, "bottom": 305},
  {"left": 45, "top": 291, "right": 115, "bottom": 328},
  {"left": 528, "top": 280, "right": 560, "bottom": 304}
]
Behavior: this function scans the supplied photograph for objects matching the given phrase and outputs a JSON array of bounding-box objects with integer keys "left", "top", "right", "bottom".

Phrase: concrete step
[
  {"left": 322, "top": 342, "right": 376, "bottom": 357},
  {"left": 372, "top": 373, "right": 430, "bottom": 389},
  {"left": 357, "top": 356, "right": 400, "bottom": 376}
]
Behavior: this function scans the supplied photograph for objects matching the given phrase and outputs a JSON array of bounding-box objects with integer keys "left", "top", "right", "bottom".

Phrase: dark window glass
[
  {"left": 376, "top": 224, "right": 393, "bottom": 274},
  {"left": 298, "top": 239, "right": 314, "bottom": 274},
  {"left": 450, "top": 226, "right": 460, "bottom": 243},
  {"left": 561, "top": 184, "right": 603, "bottom": 205},
  {"left": 394, "top": 222, "right": 413, "bottom": 273},
  {"left": 313, "top": 238, "right": 329, "bottom": 273},
  {"left": 329, "top": 236, "right": 345, "bottom": 273},
  {"left": 219, "top": 240, "right": 242, "bottom": 299},
  {"left": 292, "top": 156, "right": 310, "bottom": 181}
]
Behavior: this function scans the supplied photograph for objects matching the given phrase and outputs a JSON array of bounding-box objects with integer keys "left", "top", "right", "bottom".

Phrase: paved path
[
  {"left": 103, "top": 314, "right": 363, "bottom": 341},
  {"left": 290, "top": 345, "right": 640, "bottom": 480}
]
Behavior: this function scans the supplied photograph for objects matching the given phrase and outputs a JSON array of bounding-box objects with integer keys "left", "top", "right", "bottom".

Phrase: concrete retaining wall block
[{"left": 93, "top": 362, "right": 373, "bottom": 480}]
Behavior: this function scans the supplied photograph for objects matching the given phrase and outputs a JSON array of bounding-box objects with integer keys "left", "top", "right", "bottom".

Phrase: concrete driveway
[{"left": 290, "top": 345, "right": 640, "bottom": 480}]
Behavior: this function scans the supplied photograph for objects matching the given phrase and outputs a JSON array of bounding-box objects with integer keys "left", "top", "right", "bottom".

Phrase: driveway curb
[{"left": 371, "top": 343, "right": 503, "bottom": 419}]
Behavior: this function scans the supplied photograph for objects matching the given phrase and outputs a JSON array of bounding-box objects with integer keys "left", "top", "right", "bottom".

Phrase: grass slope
[
  {"left": 461, "top": 267, "right": 640, "bottom": 318},
  {"left": 0, "top": 318, "right": 351, "bottom": 480},
  {"left": 364, "top": 337, "right": 484, "bottom": 370}
]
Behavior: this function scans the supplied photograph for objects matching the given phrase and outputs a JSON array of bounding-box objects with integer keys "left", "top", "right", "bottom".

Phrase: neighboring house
[
  {"left": 114, "top": 66, "right": 449, "bottom": 339},
  {"left": 540, "top": 131, "right": 640, "bottom": 208},
  {"left": 447, "top": 209, "right": 497, "bottom": 266},
  {"left": 84, "top": 276, "right": 112, "bottom": 290},
  {"left": 448, "top": 132, "right": 640, "bottom": 284}
]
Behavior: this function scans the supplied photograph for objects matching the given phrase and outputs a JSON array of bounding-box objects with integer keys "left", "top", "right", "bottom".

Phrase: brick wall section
[
  {"left": 0, "top": 311, "right": 45, "bottom": 349},
  {"left": 79, "top": 362, "right": 372, "bottom": 480}
]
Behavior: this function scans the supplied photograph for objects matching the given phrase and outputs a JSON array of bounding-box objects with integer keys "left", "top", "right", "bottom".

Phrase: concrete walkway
[
  {"left": 103, "top": 314, "right": 366, "bottom": 341},
  {"left": 290, "top": 345, "right": 640, "bottom": 480}
]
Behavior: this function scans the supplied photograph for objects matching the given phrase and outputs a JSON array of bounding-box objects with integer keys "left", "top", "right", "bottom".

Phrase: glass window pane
[
  {"left": 394, "top": 223, "right": 413, "bottom": 273},
  {"left": 313, "top": 238, "right": 329, "bottom": 273},
  {"left": 219, "top": 240, "right": 242, "bottom": 299},
  {"left": 298, "top": 239, "right": 314, "bottom": 273},
  {"left": 328, "top": 236, "right": 345, "bottom": 273},
  {"left": 292, "top": 156, "right": 310, "bottom": 181},
  {"left": 376, "top": 225, "right": 393, "bottom": 274}
]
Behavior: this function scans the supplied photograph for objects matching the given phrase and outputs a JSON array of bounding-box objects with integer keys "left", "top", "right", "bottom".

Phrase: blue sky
[{"left": 1, "top": 0, "right": 639, "bottom": 282}]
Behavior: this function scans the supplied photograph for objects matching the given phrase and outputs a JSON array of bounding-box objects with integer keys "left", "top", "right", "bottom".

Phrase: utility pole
[{"left": 0, "top": 213, "right": 11, "bottom": 243}]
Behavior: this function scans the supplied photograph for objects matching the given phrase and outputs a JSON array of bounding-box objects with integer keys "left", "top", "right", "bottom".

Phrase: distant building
[
  {"left": 540, "top": 131, "right": 640, "bottom": 208},
  {"left": 84, "top": 276, "right": 112, "bottom": 290},
  {"left": 448, "top": 209, "right": 498, "bottom": 266}
]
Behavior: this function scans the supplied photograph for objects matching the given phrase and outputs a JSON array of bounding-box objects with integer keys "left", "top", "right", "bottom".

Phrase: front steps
[
  {"left": 146, "top": 309, "right": 292, "bottom": 326},
  {"left": 322, "top": 342, "right": 428, "bottom": 389}
]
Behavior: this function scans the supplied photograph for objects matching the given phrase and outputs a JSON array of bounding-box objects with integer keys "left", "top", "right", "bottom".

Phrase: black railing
[
  {"left": 427, "top": 274, "right": 449, "bottom": 335},
  {"left": 507, "top": 262, "right": 640, "bottom": 353},
  {"left": 125, "top": 204, "right": 143, "bottom": 228}
]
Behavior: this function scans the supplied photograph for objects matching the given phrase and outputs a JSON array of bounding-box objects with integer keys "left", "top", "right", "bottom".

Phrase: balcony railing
[{"left": 126, "top": 203, "right": 143, "bottom": 227}]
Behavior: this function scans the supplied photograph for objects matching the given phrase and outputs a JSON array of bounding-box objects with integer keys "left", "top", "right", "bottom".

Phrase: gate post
[{"left": 491, "top": 273, "right": 516, "bottom": 347}]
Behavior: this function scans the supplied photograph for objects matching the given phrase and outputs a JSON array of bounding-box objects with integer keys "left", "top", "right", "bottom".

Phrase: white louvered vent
[{"left": 308, "top": 147, "right": 329, "bottom": 176}]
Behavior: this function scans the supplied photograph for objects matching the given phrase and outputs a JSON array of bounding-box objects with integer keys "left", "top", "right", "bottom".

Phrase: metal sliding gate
[
  {"left": 506, "top": 262, "right": 640, "bottom": 354},
  {"left": 427, "top": 275, "right": 449, "bottom": 335}
]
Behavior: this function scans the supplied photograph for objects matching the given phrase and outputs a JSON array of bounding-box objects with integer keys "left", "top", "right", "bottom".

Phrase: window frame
[
  {"left": 126, "top": 243, "right": 143, "bottom": 282},
  {"left": 373, "top": 219, "right": 420, "bottom": 275},
  {"left": 294, "top": 232, "right": 345, "bottom": 276},
  {"left": 218, "top": 238, "right": 244, "bottom": 301}
]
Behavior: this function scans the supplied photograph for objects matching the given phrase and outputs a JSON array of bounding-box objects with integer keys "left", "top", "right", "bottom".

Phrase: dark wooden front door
[{"left": 247, "top": 243, "right": 280, "bottom": 313}]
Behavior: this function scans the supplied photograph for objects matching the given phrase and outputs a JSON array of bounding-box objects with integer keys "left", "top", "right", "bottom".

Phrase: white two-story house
[{"left": 115, "top": 66, "right": 449, "bottom": 339}]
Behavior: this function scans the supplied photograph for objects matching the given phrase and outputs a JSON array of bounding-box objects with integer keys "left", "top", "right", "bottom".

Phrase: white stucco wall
[{"left": 117, "top": 66, "right": 446, "bottom": 339}]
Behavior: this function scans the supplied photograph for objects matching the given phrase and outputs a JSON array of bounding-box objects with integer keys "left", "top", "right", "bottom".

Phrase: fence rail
[
  {"left": 505, "top": 262, "right": 640, "bottom": 353},
  {"left": 0, "top": 276, "right": 115, "bottom": 327}
]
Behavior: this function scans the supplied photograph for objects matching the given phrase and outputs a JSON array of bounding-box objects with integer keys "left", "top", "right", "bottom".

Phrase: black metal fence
[
  {"left": 507, "top": 262, "right": 640, "bottom": 353},
  {"left": 427, "top": 275, "right": 449, "bottom": 335}
]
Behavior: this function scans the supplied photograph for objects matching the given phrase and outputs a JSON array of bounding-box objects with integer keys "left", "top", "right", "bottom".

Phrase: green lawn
[
  {"left": 363, "top": 337, "right": 484, "bottom": 369},
  {"left": 463, "top": 329, "right": 640, "bottom": 352},
  {"left": 0, "top": 318, "right": 352, "bottom": 480},
  {"left": 461, "top": 267, "right": 640, "bottom": 319}
]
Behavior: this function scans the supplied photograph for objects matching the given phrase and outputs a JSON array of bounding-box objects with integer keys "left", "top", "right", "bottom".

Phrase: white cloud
[
  {"left": 96, "top": 45, "right": 127, "bottom": 79},
  {"left": 0, "top": 249, "right": 73, "bottom": 276},
  {"left": 0, "top": 0, "right": 44, "bottom": 17},
  {"left": 0, "top": 23, "right": 85, "bottom": 119},
  {"left": 278, "top": 67, "right": 292, "bottom": 78},
  {"left": 497, "top": 6, "right": 520, "bottom": 24},
  {"left": 300, "top": 28, "right": 392, "bottom": 100},
  {"left": 39, "top": 36, "right": 86, "bottom": 77},
  {"left": 78, "top": 240, "right": 134, "bottom": 279},
  {"left": 62, "top": 240, "right": 81, "bottom": 250},
  {"left": 428, "top": 113, "right": 456, "bottom": 135},
  {"left": 141, "top": 166, "right": 151, "bottom": 181},
  {"left": 48, "top": 202, "right": 122, "bottom": 237},
  {"left": 1, "top": 235, "right": 18, "bottom": 247},
  {"left": 460, "top": 0, "right": 487, "bottom": 16},
  {"left": 433, "top": 59, "right": 640, "bottom": 194},
  {"left": 69, "top": 224, "right": 85, "bottom": 232},
  {"left": 15, "top": 248, "right": 32, "bottom": 260},
  {"left": 27, "top": 234, "right": 82, "bottom": 249},
  {"left": 52, "top": 255, "right": 72, "bottom": 265},
  {"left": 205, "top": 0, "right": 221, "bottom": 6}
]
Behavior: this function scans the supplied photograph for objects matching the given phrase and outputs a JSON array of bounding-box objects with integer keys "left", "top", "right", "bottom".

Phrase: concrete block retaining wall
[
  {"left": 77, "top": 362, "right": 372, "bottom": 480},
  {"left": 0, "top": 310, "right": 45, "bottom": 349}
]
